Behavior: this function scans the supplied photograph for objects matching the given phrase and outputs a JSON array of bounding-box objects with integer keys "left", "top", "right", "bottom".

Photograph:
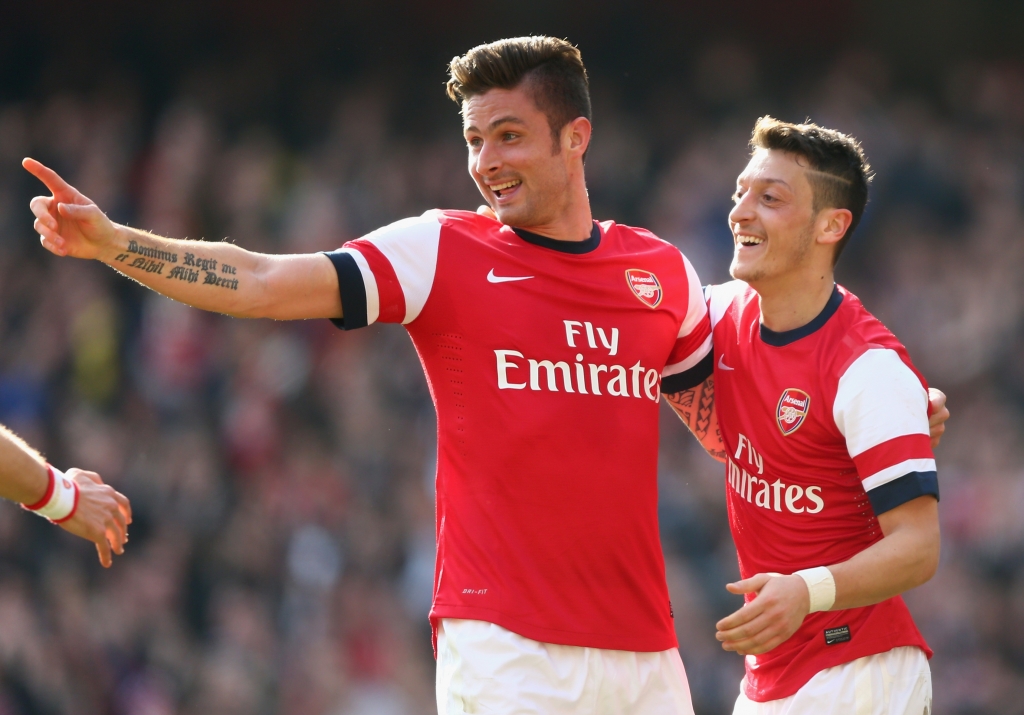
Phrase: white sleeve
[
  {"left": 833, "top": 349, "right": 936, "bottom": 494},
  {"left": 324, "top": 210, "right": 442, "bottom": 328}
]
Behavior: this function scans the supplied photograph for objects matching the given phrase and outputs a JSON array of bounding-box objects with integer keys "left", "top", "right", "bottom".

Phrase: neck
[
  {"left": 751, "top": 265, "right": 836, "bottom": 333},
  {"left": 514, "top": 177, "right": 593, "bottom": 242}
]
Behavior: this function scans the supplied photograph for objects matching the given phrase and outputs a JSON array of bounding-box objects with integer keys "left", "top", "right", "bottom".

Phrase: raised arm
[
  {"left": 24, "top": 158, "right": 341, "bottom": 320},
  {"left": 0, "top": 423, "right": 131, "bottom": 568},
  {"left": 665, "top": 376, "right": 726, "bottom": 462}
]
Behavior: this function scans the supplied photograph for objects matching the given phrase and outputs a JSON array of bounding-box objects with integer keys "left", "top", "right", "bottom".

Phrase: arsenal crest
[
  {"left": 625, "top": 269, "right": 662, "bottom": 308},
  {"left": 776, "top": 388, "right": 810, "bottom": 435}
]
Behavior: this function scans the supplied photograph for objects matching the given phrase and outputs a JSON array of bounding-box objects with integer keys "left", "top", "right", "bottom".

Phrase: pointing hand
[{"left": 23, "top": 158, "right": 117, "bottom": 260}]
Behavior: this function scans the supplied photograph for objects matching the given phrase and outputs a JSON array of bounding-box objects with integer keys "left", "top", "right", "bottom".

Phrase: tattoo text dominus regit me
[{"left": 113, "top": 240, "right": 239, "bottom": 290}]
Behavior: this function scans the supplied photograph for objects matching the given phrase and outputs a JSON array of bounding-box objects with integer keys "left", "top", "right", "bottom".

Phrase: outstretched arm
[
  {"left": 25, "top": 158, "right": 341, "bottom": 320},
  {"left": 714, "top": 494, "right": 938, "bottom": 656},
  {"left": 664, "top": 375, "right": 726, "bottom": 462},
  {"left": 0, "top": 423, "right": 131, "bottom": 568}
]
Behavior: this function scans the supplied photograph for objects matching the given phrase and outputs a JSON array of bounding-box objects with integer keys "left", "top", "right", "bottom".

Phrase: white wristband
[
  {"left": 794, "top": 566, "right": 836, "bottom": 613},
  {"left": 24, "top": 465, "right": 79, "bottom": 523}
]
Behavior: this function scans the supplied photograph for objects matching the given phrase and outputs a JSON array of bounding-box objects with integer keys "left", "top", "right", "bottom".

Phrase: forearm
[
  {"left": 0, "top": 425, "right": 48, "bottom": 505},
  {"left": 100, "top": 225, "right": 278, "bottom": 317},
  {"left": 828, "top": 497, "right": 940, "bottom": 610},
  {"left": 665, "top": 376, "right": 726, "bottom": 462}
]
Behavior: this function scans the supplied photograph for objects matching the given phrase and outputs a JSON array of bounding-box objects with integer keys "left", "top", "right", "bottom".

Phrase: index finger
[
  {"left": 22, "top": 158, "right": 77, "bottom": 198},
  {"left": 716, "top": 599, "right": 765, "bottom": 633},
  {"left": 114, "top": 490, "right": 132, "bottom": 524}
]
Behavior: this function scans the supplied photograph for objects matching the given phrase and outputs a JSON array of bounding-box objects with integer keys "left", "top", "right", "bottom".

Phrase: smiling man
[
  {"left": 26, "top": 37, "right": 714, "bottom": 714},
  {"left": 669, "top": 118, "right": 940, "bottom": 715}
]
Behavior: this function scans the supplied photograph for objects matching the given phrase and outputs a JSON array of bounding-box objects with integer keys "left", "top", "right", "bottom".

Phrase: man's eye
[
  {"left": 732, "top": 191, "right": 743, "bottom": 202},
  {"left": 468, "top": 137, "right": 482, "bottom": 148},
  {"left": 503, "top": 133, "right": 517, "bottom": 141}
]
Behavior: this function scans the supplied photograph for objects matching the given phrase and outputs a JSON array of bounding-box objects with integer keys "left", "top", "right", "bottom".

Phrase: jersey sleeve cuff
[
  {"left": 867, "top": 471, "right": 939, "bottom": 515},
  {"left": 322, "top": 250, "right": 368, "bottom": 330},
  {"left": 661, "top": 350, "right": 714, "bottom": 394}
]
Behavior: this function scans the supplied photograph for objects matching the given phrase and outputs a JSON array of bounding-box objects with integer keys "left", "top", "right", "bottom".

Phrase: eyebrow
[
  {"left": 464, "top": 115, "right": 526, "bottom": 134},
  {"left": 737, "top": 177, "right": 793, "bottom": 191}
]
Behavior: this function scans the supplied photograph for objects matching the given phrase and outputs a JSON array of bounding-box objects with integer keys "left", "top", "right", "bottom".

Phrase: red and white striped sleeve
[
  {"left": 660, "top": 252, "right": 713, "bottom": 393},
  {"left": 833, "top": 348, "right": 939, "bottom": 515},
  {"left": 322, "top": 211, "right": 442, "bottom": 329}
]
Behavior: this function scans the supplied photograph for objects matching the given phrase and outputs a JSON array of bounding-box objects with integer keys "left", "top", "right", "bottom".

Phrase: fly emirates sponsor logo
[
  {"left": 494, "top": 320, "right": 661, "bottom": 402},
  {"left": 727, "top": 433, "right": 824, "bottom": 514}
]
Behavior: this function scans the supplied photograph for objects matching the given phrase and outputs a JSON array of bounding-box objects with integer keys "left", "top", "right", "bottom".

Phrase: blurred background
[{"left": 0, "top": 1, "right": 1022, "bottom": 713}]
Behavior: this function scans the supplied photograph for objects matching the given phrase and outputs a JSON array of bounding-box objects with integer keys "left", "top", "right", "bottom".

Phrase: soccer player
[
  {"left": 26, "top": 37, "right": 711, "bottom": 714},
  {"left": 669, "top": 118, "right": 942, "bottom": 714},
  {"left": 0, "top": 422, "right": 131, "bottom": 567}
]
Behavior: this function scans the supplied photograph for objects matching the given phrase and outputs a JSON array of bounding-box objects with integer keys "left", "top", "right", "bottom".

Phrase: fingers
[
  {"left": 29, "top": 195, "right": 57, "bottom": 222},
  {"left": 476, "top": 204, "right": 498, "bottom": 220},
  {"left": 725, "top": 572, "right": 772, "bottom": 595},
  {"left": 114, "top": 490, "right": 132, "bottom": 525},
  {"left": 95, "top": 538, "right": 113, "bottom": 569},
  {"left": 716, "top": 598, "right": 765, "bottom": 633},
  {"left": 22, "top": 157, "right": 78, "bottom": 198}
]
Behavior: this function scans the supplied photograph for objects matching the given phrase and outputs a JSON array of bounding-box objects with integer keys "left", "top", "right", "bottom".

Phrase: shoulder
[
  {"left": 704, "top": 280, "right": 754, "bottom": 329},
  {"left": 831, "top": 286, "right": 921, "bottom": 380},
  {"left": 353, "top": 209, "right": 503, "bottom": 246},
  {"left": 600, "top": 221, "right": 683, "bottom": 255}
]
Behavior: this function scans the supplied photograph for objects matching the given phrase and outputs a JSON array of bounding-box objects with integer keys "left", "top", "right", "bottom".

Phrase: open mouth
[
  {"left": 490, "top": 179, "right": 522, "bottom": 199},
  {"left": 737, "top": 235, "right": 765, "bottom": 248}
]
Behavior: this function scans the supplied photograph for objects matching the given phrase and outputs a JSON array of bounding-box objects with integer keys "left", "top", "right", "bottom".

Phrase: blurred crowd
[{"left": 0, "top": 45, "right": 1022, "bottom": 715}]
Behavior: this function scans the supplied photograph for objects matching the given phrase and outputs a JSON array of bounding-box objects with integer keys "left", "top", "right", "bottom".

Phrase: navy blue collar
[
  {"left": 513, "top": 222, "right": 601, "bottom": 254},
  {"left": 760, "top": 285, "right": 843, "bottom": 347}
]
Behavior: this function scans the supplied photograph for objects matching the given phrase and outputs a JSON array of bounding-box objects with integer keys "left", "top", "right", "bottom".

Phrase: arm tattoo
[
  {"left": 118, "top": 241, "right": 240, "bottom": 291},
  {"left": 666, "top": 377, "right": 726, "bottom": 461}
]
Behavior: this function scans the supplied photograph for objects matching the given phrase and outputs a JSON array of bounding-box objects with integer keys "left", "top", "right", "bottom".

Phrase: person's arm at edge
[
  {"left": 0, "top": 423, "right": 131, "bottom": 568},
  {"left": 665, "top": 376, "right": 726, "bottom": 462},
  {"left": 714, "top": 494, "right": 939, "bottom": 655},
  {"left": 25, "top": 158, "right": 342, "bottom": 321}
]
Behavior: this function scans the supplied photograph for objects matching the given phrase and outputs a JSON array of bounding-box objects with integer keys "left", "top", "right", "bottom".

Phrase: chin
[
  {"left": 729, "top": 259, "right": 764, "bottom": 284},
  {"left": 495, "top": 203, "right": 534, "bottom": 228}
]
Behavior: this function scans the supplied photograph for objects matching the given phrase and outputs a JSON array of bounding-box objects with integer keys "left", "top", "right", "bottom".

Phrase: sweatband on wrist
[
  {"left": 23, "top": 465, "right": 79, "bottom": 523},
  {"left": 794, "top": 566, "right": 836, "bottom": 613}
]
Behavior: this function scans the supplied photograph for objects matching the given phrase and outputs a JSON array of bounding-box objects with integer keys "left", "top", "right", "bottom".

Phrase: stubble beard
[{"left": 730, "top": 223, "right": 816, "bottom": 285}]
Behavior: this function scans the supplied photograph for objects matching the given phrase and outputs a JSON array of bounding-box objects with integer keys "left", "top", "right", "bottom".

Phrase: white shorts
[
  {"left": 732, "top": 646, "right": 932, "bottom": 715},
  {"left": 436, "top": 618, "right": 695, "bottom": 715}
]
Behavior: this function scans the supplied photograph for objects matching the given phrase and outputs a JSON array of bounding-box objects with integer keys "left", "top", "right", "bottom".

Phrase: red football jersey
[
  {"left": 324, "top": 210, "right": 712, "bottom": 652},
  {"left": 695, "top": 280, "right": 937, "bottom": 701}
]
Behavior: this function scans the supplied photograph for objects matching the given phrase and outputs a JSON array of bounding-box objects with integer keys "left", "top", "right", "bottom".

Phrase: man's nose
[
  {"left": 474, "top": 140, "right": 501, "bottom": 176},
  {"left": 728, "top": 195, "right": 755, "bottom": 226}
]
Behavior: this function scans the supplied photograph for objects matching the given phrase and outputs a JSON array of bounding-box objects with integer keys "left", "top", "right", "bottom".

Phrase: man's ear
[
  {"left": 563, "top": 117, "right": 592, "bottom": 158},
  {"left": 816, "top": 207, "right": 853, "bottom": 247}
]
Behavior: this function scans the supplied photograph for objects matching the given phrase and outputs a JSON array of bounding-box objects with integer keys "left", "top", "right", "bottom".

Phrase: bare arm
[
  {"left": 25, "top": 158, "right": 342, "bottom": 321},
  {"left": 664, "top": 375, "right": 726, "bottom": 462},
  {"left": 715, "top": 495, "right": 939, "bottom": 655},
  {"left": 0, "top": 424, "right": 131, "bottom": 568},
  {"left": 0, "top": 423, "right": 49, "bottom": 505}
]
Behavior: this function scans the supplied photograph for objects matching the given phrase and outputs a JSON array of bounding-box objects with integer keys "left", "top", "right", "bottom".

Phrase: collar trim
[
  {"left": 760, "top": 285, "right": 843, "bottom": 347},
  {"left": 512, "top": 222, "right": 601, "bottom": 254}
]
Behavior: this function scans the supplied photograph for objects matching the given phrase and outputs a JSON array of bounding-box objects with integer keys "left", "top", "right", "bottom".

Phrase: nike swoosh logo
[
  {"left": 487, "top": 269, "right": 535, "bottom": 283},
  {"left": 718, "top": 355, "right": 735, "bottom": 371}
]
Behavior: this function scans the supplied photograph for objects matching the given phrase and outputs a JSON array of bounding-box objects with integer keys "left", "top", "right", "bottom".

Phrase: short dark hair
[
  {"left": 446, "top": 36, "right": 592, "bottom": 151},
  {"left": 750, "top": 116, "right": 874, "bottom": 264}
]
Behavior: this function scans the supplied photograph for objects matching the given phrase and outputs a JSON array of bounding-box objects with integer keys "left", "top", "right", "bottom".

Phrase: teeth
[
  {"left": 740, "top": 236, "right": 764, "bottom": 246},
  {"left": 492, "top": 180, "right": 521, "bottom": 192}
]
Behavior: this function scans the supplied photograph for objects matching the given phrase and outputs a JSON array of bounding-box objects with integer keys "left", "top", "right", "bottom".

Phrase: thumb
[
  {"left": 57, "top": 202, "right": 99, "bottom": 221},
  {"left": 726, "top": 572, "right": 774, "bottom": 595},
  {"left": 476, "top": 204, "right": 498, "bottom": 220}
]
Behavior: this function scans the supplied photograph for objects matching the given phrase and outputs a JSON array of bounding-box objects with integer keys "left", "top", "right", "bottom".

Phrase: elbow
[
  {"left": 910, "top": 528, "right": 941, "bottom": 589},
  {"left": 920, "top": 536, "right": 941, "bottom": 584}
]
